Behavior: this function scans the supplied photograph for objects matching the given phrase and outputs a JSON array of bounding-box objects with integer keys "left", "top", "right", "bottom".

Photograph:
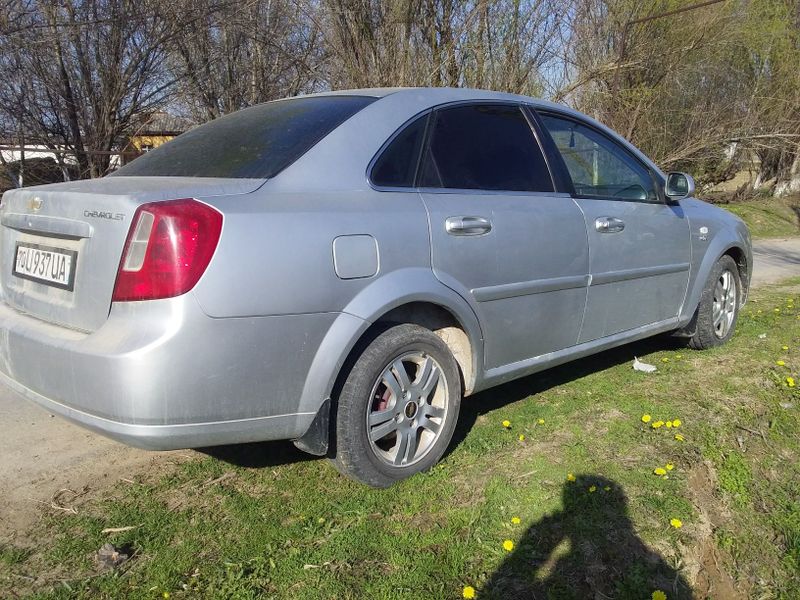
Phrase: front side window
[
  {"left": 112, "top": 95, "right": 376, "bottom": 179},
  {"left": 418, "top": 104, "right": 553, "bottom": 192},
  {"left": 539, "top": 114, "right": 658, "bottom": 202}
]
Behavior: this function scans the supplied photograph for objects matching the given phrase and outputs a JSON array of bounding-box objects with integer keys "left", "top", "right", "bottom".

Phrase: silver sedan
[{"left": 0, "top": 88, "right": 751, "bottom": 486}]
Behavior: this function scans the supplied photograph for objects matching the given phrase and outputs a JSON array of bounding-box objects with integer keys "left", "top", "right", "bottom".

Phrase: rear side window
[
  {"left": 111, "top": 95, "right": 376, "bottom": 179},
  {"left": 418, "top": 104, "right": 553, "bottom": 192},
  {"left": 370, "top": 113, "right": 429, "bottom": 187}
]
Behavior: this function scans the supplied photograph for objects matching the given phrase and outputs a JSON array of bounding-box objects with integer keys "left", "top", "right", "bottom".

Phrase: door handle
[
  {"left": 595, "top": 217, "right": 625, "bottom": 233},
  {"left": 445, "top": 216, "right": 492, "bottom": 236}
]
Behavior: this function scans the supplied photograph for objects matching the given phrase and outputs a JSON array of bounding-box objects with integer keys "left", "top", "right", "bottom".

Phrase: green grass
[
  {"left": 2, "top": 282, "right": 800, "bottom": 599},
  {"left": 719, "top": 194, "right": 799, "bottom": 239}
]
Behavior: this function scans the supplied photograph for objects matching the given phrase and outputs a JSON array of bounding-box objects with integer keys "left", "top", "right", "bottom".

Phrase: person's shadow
[{"left": 483, "top": 475, "right": 692, "bottom": 600}]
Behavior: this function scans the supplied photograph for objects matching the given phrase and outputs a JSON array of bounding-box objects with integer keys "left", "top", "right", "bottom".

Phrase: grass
[
  {"left": 717, "top": 194, "right": 799, "bottom": 239},
  {"left": 2, "top": 281, "right": 800, "bottom": 599}
]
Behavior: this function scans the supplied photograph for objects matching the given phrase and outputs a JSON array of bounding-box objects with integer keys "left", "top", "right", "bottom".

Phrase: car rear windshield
[{"left": 111, "top": 95, "right": 377, "bottom": 179}]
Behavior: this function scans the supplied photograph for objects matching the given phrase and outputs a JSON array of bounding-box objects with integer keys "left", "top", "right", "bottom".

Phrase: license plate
[{"left": 13, "top": 243, "right": 77, "bottom": 291}]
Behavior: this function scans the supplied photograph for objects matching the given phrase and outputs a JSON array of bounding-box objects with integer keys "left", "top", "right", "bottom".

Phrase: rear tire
[
  {"left": 331, "top": 324, "right": 461, "bottom": 488},
  {"left": 689, "top": 255, "right": 741, "bottom": 350}
]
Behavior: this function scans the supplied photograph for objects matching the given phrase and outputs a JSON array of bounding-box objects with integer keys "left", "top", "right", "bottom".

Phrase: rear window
[{"left": 111, "top": 95, "right": 377, "bottom": 179}]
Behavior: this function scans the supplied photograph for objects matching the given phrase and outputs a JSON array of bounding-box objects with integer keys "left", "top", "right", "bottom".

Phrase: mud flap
[{"left": 292, "top": 398, "right": 330, "bottom": 456}]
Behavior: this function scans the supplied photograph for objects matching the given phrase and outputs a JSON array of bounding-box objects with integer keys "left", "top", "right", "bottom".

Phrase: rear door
[
  {"left": 537, "top": 112, "right": 690, "bottom": 342},
  {"left": 416, "top": 103, "right": 589, "bottom": 370}
]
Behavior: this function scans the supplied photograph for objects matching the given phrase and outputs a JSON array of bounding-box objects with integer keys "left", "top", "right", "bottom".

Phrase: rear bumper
[{"left": 0, "top": 295, "right": 335, "bottom": 449}]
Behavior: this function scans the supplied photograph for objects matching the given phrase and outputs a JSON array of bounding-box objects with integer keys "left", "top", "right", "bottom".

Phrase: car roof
[{"left": 266, "top": 87, "right": 665, "bottom": 192}]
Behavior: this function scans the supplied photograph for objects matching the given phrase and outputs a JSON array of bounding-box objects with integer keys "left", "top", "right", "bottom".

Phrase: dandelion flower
[
  {"left": 511, "top": 516, "right": 521, "bottom": 525},
  {"left": 567, "top": 473, "right": 576, "bottom": 482},
  {"left": 788, "top": 377, "right": 796, "bottom": 388},
  {"left": 666, "top": 463, "right": 675, "bottom": 471},
  {"left": 537, "top": 418, "right": 545, "bottom": 425},
  {"left": 518, "top": 434, "right": 525, "bottom": 441},
  {"left": 502, "top": 420, "right": 511, "bottom": 428},
  {"left": 589, "top": 485, "right": 597, "bottom": 493},
  {"left": 670, "top": 518, "right": 683, "bottom": 529},
  {"left": 665, "top": 421, "right": 673, "bottom": 428},
  {"left": 163, "top": 594, "right": 170, "bottom": 600},
  {"left": 775, "top": 308, "right": 781, "bottom": 313},
  {"left": 652, "top": 420, "right": 665, "bottom": 429},
  {"left": 672, "top": 419, "right": 682, "bottom": 427},
  {"left": 641, "top": 414, "right": 652, "bottom": 423},
  {"left": 502, "top": 539, "right": 514, "bottom": 552},
  {"left": 654, "top": 467, "right": 667, "bottom": 476},
  {"left": 674, "top": 433, "right": 685, "bottom": 441},
  {"left": 777, "top": 360, "right": 786, "bottom": 367},
  {"left": 661, "top": 357, "right": 669, "bottom": 363},
  {"left": 782, "top": 345, "right": 789, "bottom": 351},
  {"left": 463, "top": 585, "right": 476, "bottom": 599},
  {"left": 652, "top": 591, "right": 667, "bottom": 600}
]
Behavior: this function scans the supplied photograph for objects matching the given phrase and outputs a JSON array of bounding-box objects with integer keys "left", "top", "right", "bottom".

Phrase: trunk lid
[{"left": 0, "top": 176, "right": 260, "bottom": 331}]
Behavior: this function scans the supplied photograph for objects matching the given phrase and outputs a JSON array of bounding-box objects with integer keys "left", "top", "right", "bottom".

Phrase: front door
[
  {"left": 419, "top": 104, "right": 590, "bottom": 369},
  {"left": 538, "top": 113, "right": 690, "bottom": 342}
]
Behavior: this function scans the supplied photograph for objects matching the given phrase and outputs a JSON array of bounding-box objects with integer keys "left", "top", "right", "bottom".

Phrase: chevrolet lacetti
[{"left": 0, "top": 88, "right": 751, "bottom": 487}]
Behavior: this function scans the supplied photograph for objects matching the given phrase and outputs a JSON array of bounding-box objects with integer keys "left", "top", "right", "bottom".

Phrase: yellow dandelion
[
  {"left": 163, "top": 594, "right": 170, "bottom": 600},
  {"left": 502, "top": 420, "right": 511, "bottom": 428},
  {"left": 775, "top": 308, "right": 781, "bottom": 313},
  {"left": 782, "top": 345, "right": 789, "bottom": 351},
  {"left": 674, "top": 433, "right": 685, "bottom": 441},
  {"left": 777, "top": 360, "right": 786, "bottom": 367},
  {"left": 463, "top": 585, "right": 476, "bottom": 599},
  {"left": 652, "top": 591, "right": 667, "bottom": 600},
  {"left": 665, "top": 421, "right": 673, "bottom": 428},
  {"left": 566, "top": 472, "right": 576, "bottom": 482},
  {"left": 537, "top": 418, "right": 545, "bottom": 425},
  {"left": 652, "top": 420, "right": 665, "bottom": 429},
  {"left": 661, "top": 357, "right": 669, "bottom": 363},
  {"left": 670, "top": 518, "right": 683, "bottom": 529},
  {"left": 672, "top": 419, "right": 682, "bottom": 427},
  {"left": 589, "top": 485, "right": 597, "bottom": 493},
  {"left": 788, "top": 377, "right": 796, "bottom": 388},
  {"left": 518, "top": 434, "right": 525, "bottom": 441},
  {"left": 666, "top": 463, "right": 675, "bottom": 471},
  {"left": 502, "top": 539, "right": 514, "bottom": 552},
  {"left": 654, "top": 467, "right": 667, "bottom": 476},
  {"left": 641, "top": 414, "right": 652, "bottom": 423},
  {"left": 511, "top": 516, "right": 521, "bottom": 525}
]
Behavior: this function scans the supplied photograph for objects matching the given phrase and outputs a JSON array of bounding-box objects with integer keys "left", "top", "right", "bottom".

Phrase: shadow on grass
[
  {"left": 198, "top": 440, "right": 317, "bottom": 469},
  {"left": 449, "top": 333, "right": 685, "bottom": 454},
  {"left": 483, "top": 474, "right": 692, "bottom": 599}
]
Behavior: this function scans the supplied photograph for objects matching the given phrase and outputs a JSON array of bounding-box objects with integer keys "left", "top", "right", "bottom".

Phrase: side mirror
[{"left": 665, "top": 172, "right": 695, "bottom": 201}]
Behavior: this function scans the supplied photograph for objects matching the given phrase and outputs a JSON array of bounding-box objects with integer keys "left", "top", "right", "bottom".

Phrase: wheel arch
[
  {"left": 681, "top": 239, "right": 750, "bottom": 323},
  {"left": 293, "top": 268, "right": 484, "bottom": 455}
]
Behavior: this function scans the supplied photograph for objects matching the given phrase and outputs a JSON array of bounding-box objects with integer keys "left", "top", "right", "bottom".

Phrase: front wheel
[
  {"left": 689, "top": 255, "right": 741, "bottom": 350},
  {"left": 331, "top": 324, "right": 461, "bottom": 488}
]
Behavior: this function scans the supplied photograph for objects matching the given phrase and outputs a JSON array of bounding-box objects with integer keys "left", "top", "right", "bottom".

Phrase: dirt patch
[{"left": 684, "top": 461, "right": 743, "bottom": 599}]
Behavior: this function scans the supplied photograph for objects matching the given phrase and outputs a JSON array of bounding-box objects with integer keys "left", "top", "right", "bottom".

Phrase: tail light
[{"left": 112, "top": 198, "right": 223, "bottom": 302}]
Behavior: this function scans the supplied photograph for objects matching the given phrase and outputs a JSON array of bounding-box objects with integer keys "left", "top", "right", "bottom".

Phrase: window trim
[
  {"left": 367, "top": 100, "right": 561, "bottom": 195},
  {"left": 535, "top": 109, "right": 667, "bottom": 205}
]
